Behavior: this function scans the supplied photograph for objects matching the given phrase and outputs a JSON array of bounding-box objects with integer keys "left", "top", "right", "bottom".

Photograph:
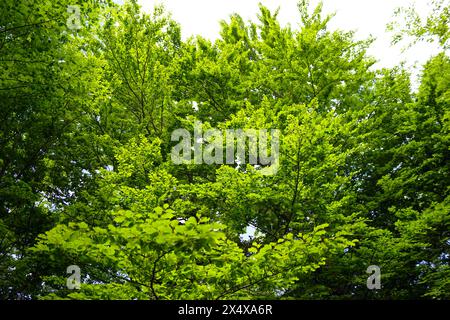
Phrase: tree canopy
[{"left": 0, "top": 0, "right": 448, "bottom": 299}]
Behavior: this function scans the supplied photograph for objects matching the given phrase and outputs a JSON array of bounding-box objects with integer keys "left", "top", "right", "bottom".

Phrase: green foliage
[
  {"left": 32, "top": 138, "right": 352, "bottom": 299},
  {"left": 389, "top": 0, "right": 450, "bottom": 49},
  {"left": 1, "top": 0, "right": 448, "bottom": 300}
]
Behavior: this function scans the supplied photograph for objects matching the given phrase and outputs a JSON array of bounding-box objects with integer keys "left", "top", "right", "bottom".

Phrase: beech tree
[{"left": 1, "top": 0, "right": 448, "bottom": 299}]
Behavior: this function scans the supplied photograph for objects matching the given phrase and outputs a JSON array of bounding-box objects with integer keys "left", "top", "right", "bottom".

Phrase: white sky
[{"left": 136, "top": 0, "right": 442, "bottom": 75}]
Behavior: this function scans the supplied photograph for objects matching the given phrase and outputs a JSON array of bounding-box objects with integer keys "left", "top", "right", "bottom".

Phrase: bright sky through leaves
[{"left": 139, "top": 0, "right": 442, "bottom": 78}]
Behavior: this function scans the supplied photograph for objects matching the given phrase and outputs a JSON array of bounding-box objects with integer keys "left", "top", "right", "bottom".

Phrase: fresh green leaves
[{"left": 2, "top": 0, "right": 449, "bottom": 300}]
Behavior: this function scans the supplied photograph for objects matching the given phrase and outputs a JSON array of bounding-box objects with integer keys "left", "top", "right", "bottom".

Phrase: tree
[
  {"left": 1, "top": 0, "right": 449, "bottom": 300},
  {"left": 0, "top": 0, "right": 113, "bottom": 298},
  {"left": 32, "top": 136, "right": 352, "bottom": 299},
  {"left": 389, "top": 0, "right": 450, "bottom": 50}
]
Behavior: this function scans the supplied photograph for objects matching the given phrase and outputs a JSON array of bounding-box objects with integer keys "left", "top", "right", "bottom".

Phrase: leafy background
[{"left": 0, "top": 0, "right": 448, "bottom": 299}]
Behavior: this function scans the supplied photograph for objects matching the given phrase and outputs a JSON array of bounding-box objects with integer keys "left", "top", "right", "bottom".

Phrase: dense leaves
[{"left": 1, "top": 0, "right": 449, "bottom": 299}]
